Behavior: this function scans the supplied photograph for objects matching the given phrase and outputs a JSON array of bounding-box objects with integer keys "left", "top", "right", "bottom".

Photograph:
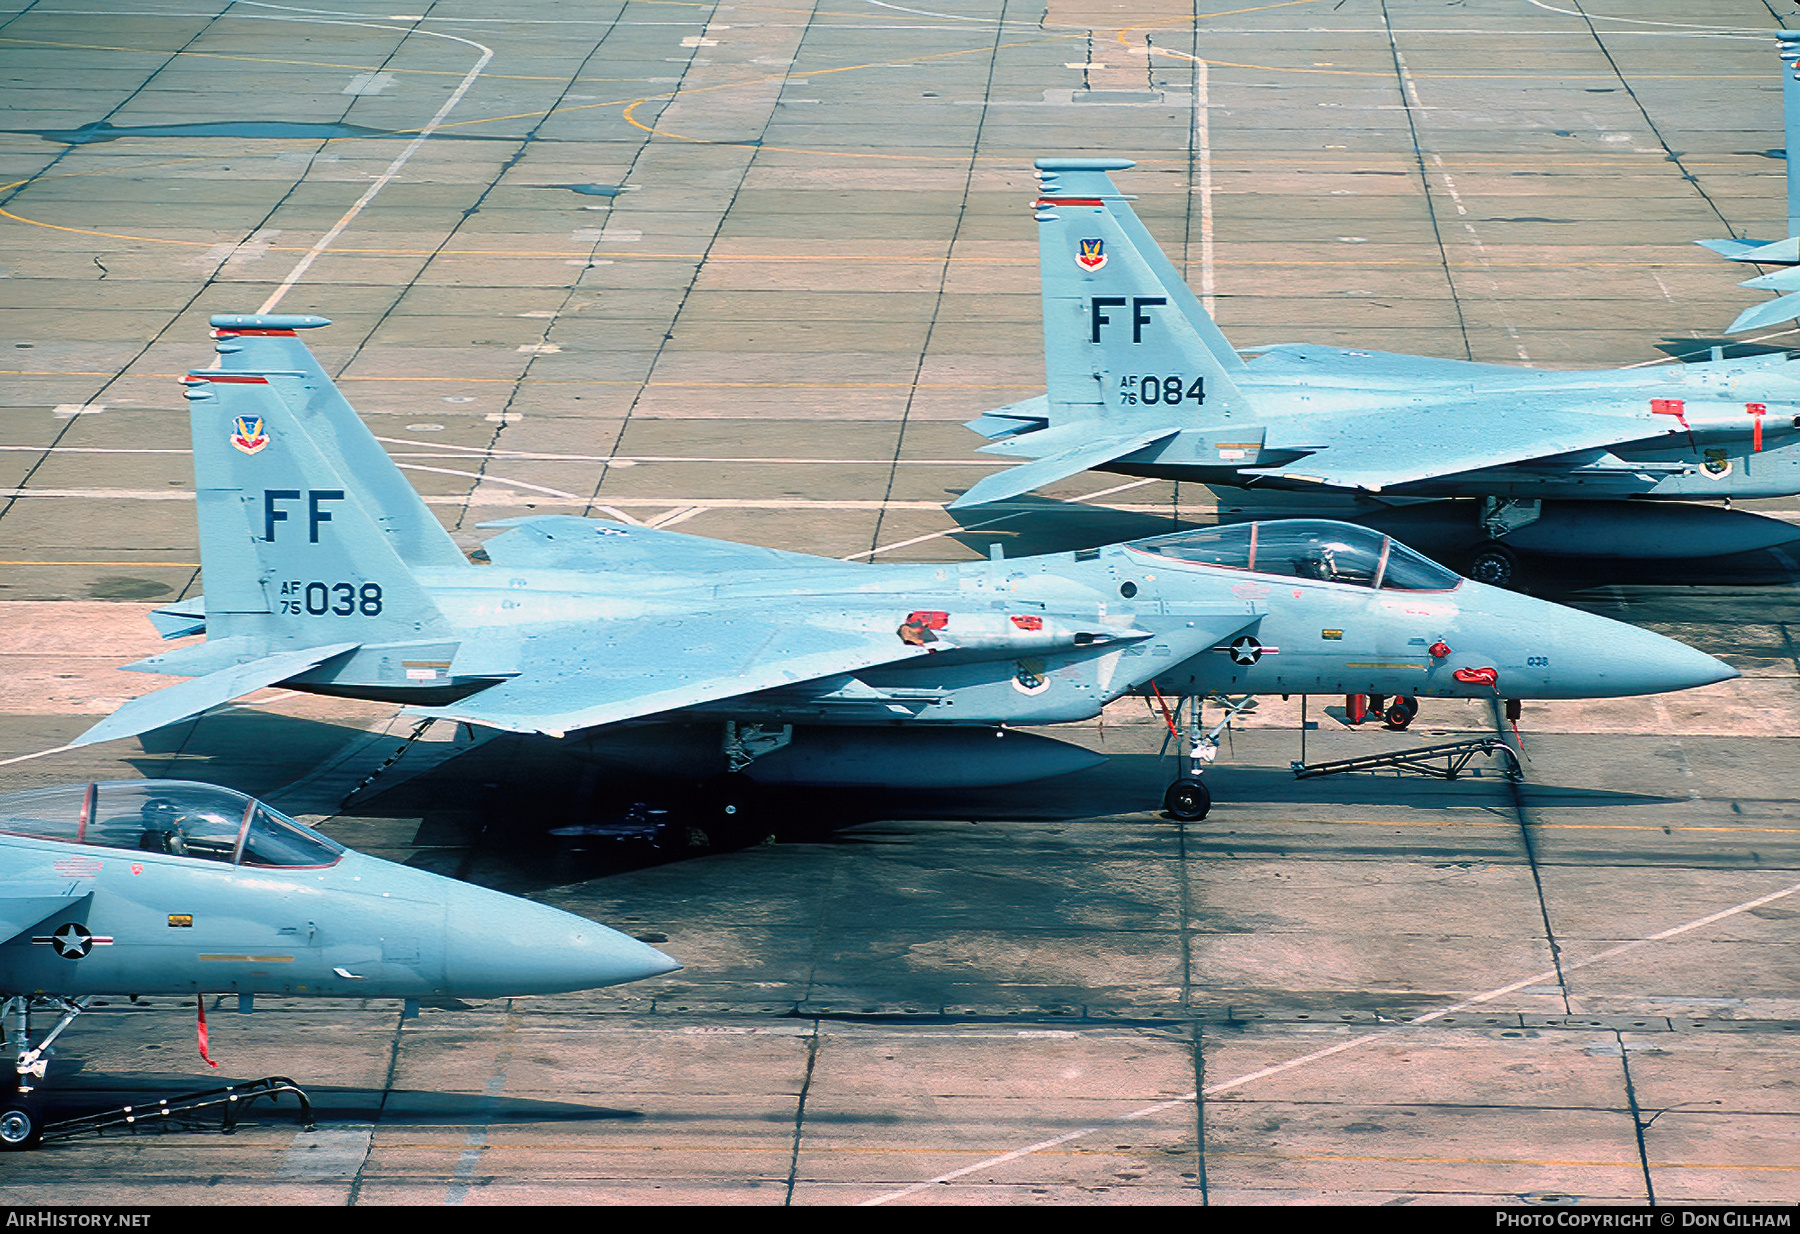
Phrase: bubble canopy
[
  {"left": 1127, "top": 520, "right": 1462, "bottom": 591},
  {"left": 0, "top": 780, "right": 345, "bottom": 868}
]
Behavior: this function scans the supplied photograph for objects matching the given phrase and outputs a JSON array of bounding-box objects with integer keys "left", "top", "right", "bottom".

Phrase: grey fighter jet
[
  {"left": 74, "top": 316, "right": 1731, "bottom": 820},
  {"left": 0, "top": 777, "right": 678, "bottom": 1148},
  {"left": 955, "top": 158, "right": 1800, "bottom": 586},
  {"left": 1698, "top": 31, "right": 1800, "bottom": 334}
]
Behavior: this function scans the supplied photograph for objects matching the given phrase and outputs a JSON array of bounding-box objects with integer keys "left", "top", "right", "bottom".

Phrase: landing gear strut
[{"left": 1161, "top": 694, "right": 1257, "bottom": 822}]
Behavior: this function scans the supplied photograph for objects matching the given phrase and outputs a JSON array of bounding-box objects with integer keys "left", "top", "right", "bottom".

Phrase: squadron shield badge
[
  {"left": 230, "top": 414, "right": 270, "bottom": 455},
  {"left": 1076, "top": 238, "right": 1106, "bottom": 272}
]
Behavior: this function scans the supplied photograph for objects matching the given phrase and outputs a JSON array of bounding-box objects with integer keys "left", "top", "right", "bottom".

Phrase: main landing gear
[
  {"left": 697, "top": 722, "right": 792, "bottom": 844},
  {"left": 1159, "top": 694, "right": 1258, "bottom": 822},
  {"left": 1346, "top": 693, "right": 1420, "bottom": 731}
]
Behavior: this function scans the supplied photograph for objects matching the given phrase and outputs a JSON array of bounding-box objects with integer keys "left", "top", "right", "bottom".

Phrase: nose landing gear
[{"left": 1158, "top": 693, "right": 1257, "bottom": 822}]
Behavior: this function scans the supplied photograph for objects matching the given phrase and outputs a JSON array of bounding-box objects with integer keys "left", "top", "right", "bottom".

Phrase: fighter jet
[
  {"left": 953, "top": 158, "right": 1800, "bottom": 586},
  {"left": 1698, "top": 30, "right": 1800, "bottom": 335},
  {"left": 0, "top": 777, "right": 678, "bottom": 1148},
  {"left": 73, "top": 315, "right": 1731, "bottom": 823}
]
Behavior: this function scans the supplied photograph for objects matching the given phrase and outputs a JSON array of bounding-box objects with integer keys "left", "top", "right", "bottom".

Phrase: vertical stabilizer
[
  {"left": 210, "top": 314, "right": 466, "bottom": 569},
  {"left": 1032, "top": 158, "right": 1251, "bottom": 423},
  {"left": 185, "top": 369, "right": 451, "bottom": 644}
]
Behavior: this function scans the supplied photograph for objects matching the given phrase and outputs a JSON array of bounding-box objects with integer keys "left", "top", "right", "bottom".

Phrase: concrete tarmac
[{"left": 2, "top": 0, "right": 1799, "bottom": 1206}]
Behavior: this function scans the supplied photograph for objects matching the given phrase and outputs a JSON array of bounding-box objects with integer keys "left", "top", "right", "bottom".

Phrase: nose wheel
[
  {"left": 1468, "top": 542, "right": 1521, "bottom": 589},
  {"left": 0, "top": 1100, "right": 40, "bottom": 1151},
  {"left": 1163, "top": 778, "right": 1211, "bottom": 821}
]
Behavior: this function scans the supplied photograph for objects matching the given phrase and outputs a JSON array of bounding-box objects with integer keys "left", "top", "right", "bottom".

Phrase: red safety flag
[
  {"left": 1748, "top": 402, "right": 1767, "bottom": 452},
  {"left": 197, "top": 994, "right": 220, "bottom": 1068}
]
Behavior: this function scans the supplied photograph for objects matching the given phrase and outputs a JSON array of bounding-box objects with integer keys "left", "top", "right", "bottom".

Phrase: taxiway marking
[
  {"left": 257, "top": 26, "right": 494, "bottom": 312},
  {"left": 859, "top": 874, "right": 1800, "bottom": 1204}
]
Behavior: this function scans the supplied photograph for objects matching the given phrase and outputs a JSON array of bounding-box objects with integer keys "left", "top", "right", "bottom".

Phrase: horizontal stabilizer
[
  {"left": 417, "top": 618, "right": 929, "bottom": 737},
  {"left": 148, "top": 596, "right": 206, "bottom": 640},
  {"left": 0, "top": 893, "right": 88, "bottom": 945},
  {"left": 950, "top": 426, "right": 1178, "bottom": 509},
  {"left": 1696, "top": 237, "right": 1794, "bottom": 262},
  {"left": 72, "top": 642, "right": 359, "bottom": 748},
  {"left": 1739, "top": 266, "right": 1800, "bottom": 291},
  {"left": 964, "top": 395, "right": 1049, "bottom": 440},
  {"left": 1729, "top": 292, "right": 1800, "bottom": 334}
]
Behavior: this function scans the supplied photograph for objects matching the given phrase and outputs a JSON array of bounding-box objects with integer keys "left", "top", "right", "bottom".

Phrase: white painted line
[
  {"left": 257, "top": 25, "right": 494, "bottom": 313},
  {"left": 392, "top": 461, "right": 583, "bottom": 501},
  {"left": 647, "top": 505, "right": 706, "bottom": 528},
  {"left": 0, "top": 744, "right": 76, "bottom": 768},
  {"left": 845, "top": 477, "right": 1160, "bottom": 561},
  {"left": 372, "top": 436, "right": 1005, "bottom": 466},
  {"left": 859, "top": 875, "right": 1800, "bottom": 1205}
]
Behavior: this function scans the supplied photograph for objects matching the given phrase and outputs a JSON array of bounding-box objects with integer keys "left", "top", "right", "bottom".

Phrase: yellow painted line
[
  {"left": 0, "top": 560, "right": 198, "bottom": 567},
  {"left": 1245, "top": 818, "right": 1800, "bottom": 836}
]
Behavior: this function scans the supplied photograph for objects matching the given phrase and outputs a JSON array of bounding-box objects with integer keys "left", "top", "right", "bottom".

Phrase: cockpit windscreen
[
  {"left": 0, "top": 780, "right": 345, "bottom": 867},
  {"left": 1128, "top": 520, "right": 1460, "bottom": 591}
]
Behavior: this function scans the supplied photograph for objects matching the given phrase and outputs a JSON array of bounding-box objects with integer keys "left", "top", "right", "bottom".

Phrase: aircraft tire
[
  {"left": 0, "top": 1101, "right": 41, "bottom": 1151},
  {"left": 1467, "top": 542, "right": 1521, "bottom": 589},
  {"left": 1384, "top": 696, "right": 1419, "bottom": 730},
  {"left": 1163, "top": 778, "right": 1212, "bottom": 821}
]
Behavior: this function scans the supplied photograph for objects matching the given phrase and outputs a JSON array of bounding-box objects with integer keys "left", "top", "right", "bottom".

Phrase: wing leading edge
[{"left": 1247, "top": 401, "right": 1679, "bottom": 492}]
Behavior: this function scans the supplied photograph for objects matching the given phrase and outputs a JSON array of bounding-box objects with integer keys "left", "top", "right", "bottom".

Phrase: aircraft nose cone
[
  {"left": 1540, "top": 599, "right": 1737, "bottom": 698},
  {"left": 443, "top": 888, "right": 680, "bottom": 998}
]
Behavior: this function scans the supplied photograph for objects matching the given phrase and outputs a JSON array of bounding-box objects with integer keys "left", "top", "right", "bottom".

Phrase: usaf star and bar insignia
[{"left": 31, "top": 921, "right": 114, "bottom": 959}]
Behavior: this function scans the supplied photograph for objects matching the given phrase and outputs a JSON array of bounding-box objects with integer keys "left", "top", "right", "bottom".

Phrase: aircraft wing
[
  {"left": 949, "top": 426, "right": 1180, "bottom": 509},
  {"left": 71, "top": 642, "right": 361, "bottom": 748},
  {"left": 1246, "top": 402, "right": 1666, "bottom": 492},
  {"left": 478, "top": 516, "right": 863, "bottom": 575},
  {"left": 416, "top": 615, "right": 932, "bottom": 737}
]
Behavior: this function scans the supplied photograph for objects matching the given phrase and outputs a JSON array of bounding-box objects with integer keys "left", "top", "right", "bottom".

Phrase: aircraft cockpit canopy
[
  {"left": 0, "top": 780, "right": 346, "bottom": 867},
  {"left": 1128, "top": 520, "right": 1461, "bottom": 591}
]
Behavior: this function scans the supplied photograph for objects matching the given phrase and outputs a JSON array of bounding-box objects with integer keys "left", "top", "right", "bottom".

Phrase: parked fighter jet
[
  {"left": 73, "top": 316, "right": 1732, "bottom": 821},
  {"left": 0, "top": 777, "right": 678, "bottom": 1148},
  {"left": 1698, "top": 30, "right": 1800, "bottom": 334},
  {"left": 954, "top": 158, "right": 1800, "bottom": 586}
]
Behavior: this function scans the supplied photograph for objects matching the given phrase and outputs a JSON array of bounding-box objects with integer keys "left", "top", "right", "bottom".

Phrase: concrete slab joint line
[{"left": 858, "top": 877, "right": 1800, "bottom": 1205}]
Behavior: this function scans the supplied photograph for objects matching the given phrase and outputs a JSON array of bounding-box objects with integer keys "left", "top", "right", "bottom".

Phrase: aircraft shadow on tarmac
[{"left": 117, "top": 710, "right": 1681, "bottom": 900}]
